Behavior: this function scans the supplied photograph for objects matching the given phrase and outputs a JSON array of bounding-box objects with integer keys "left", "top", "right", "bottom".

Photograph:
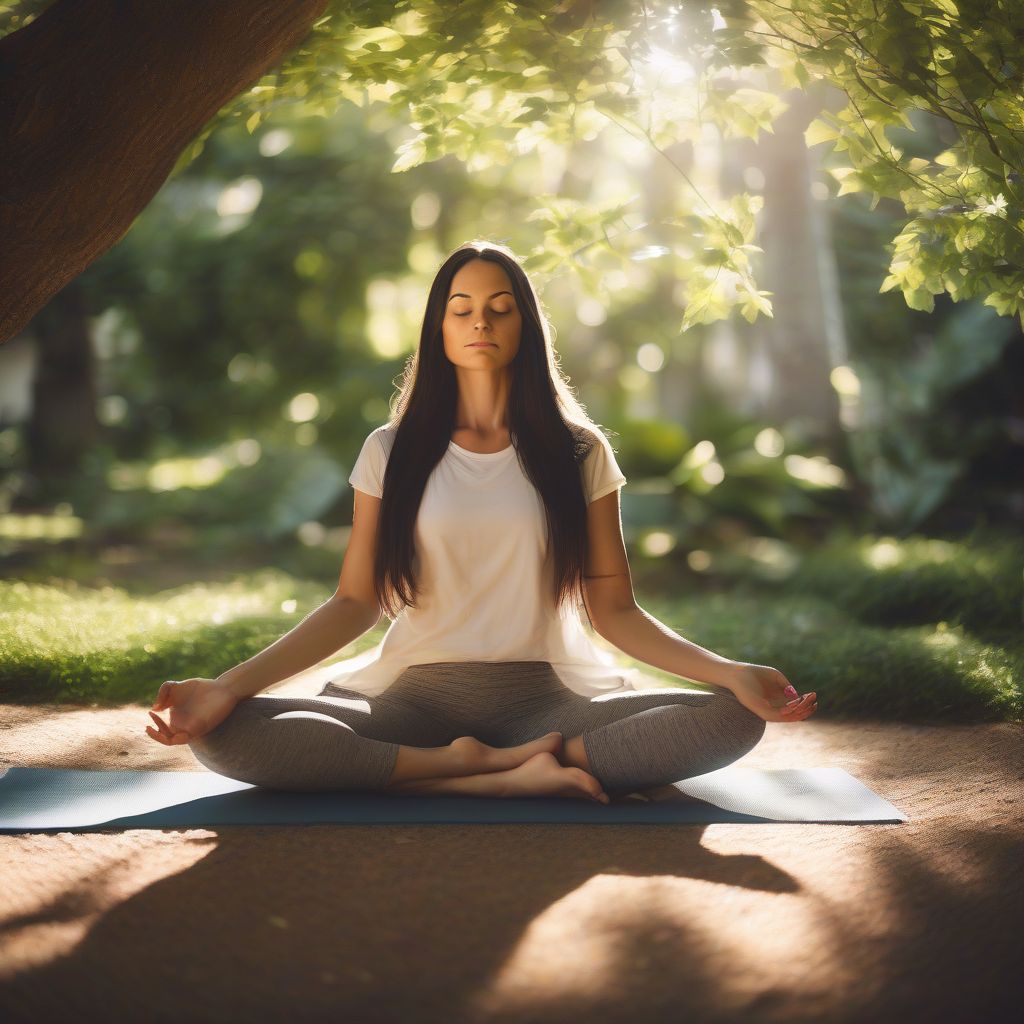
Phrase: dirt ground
[{"left": 0, "top": 699, "right": 1021, "bottom": 1024}]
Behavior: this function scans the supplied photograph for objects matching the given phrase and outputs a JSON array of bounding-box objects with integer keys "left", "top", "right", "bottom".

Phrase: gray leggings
[{"left": 188, "top": 660, "right": 766, "bottom": 798}]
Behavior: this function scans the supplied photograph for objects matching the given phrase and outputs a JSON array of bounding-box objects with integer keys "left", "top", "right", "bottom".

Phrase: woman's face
[{"left": 441, "top": 259, "right": 522, "bottom": 371}]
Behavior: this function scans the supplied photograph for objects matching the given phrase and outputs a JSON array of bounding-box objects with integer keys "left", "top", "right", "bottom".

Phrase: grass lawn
[{"left": 2, "top": 528, "right": 1020, "bottom": 722}]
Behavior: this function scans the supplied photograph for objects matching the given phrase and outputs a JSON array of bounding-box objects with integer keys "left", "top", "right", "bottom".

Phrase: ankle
[{"left": 561, "top": 735, "right": 590, "bottom": 772}]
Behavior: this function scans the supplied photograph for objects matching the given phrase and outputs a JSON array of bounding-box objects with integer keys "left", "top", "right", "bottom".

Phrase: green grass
[
  {"left": 632, "top": 590, "right": 1022, "bottom": 724},
  {"left": 0, "top": 570, "right": 379, "bottom": 705},
  {"left": 773, "top": 530, "right": 1022, "bottom": 635},
  {"left": 626, "top": 527, "right": 1023, "bottom": 723},
  {"left": 2, "top": 530, "right": 1021, "bottom": 723}
]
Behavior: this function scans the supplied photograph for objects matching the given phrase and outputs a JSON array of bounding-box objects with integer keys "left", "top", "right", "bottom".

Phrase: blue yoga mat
[{"left": 0, "top": 765, "right": 907, "bottom": 832}]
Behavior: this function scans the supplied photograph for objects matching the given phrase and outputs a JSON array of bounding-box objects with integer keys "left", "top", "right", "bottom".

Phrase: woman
[{"left": 146, "top": 240, "right": 818, "bottom": 804}]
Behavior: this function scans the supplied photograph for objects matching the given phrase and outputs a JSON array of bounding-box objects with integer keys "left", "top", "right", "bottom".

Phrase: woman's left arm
[
  {"left": 590, "top": 606, "right": 818, "bottom": 721},
  {"left": 582, "top": 490, "right": 817, "bottom": 721},
  {"left": 589, "top": 603, "right": 743, "bottom": 692},
  {"left": 582, "top": 490, "right": 742, "bottom": 690}
]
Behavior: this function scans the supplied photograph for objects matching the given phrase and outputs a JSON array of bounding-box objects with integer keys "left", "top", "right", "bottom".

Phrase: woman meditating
[{"left": 145, "top": 240, "right": 818, "bottom": 804}]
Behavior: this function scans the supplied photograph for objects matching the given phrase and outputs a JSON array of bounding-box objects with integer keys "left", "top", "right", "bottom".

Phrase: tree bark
[
  {"left": 752, "top": 84, "right": 847, "bottom": 442},
  {"left": 24, "top": 275, "right": 98, "bottom": 497},
  {"left": 0, "top": 0, "right": 328, "bottom": 345}
]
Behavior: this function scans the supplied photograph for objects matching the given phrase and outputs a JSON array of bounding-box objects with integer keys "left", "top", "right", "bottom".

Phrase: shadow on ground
[{"left": 0, "top": 701, "right": 1020, "bottom": 1023}]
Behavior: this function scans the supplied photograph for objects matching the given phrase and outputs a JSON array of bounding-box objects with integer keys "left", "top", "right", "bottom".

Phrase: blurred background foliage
[{"left": 0, "top": 0, "right": 1021, "bottom": 718}]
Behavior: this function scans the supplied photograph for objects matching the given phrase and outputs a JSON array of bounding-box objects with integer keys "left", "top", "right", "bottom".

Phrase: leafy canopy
[{"left": 4, "top": 0, "right": 1022, "bottom": 330}]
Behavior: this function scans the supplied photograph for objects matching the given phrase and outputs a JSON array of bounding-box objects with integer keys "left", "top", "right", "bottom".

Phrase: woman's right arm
[
  {"left": 217, "top": 487, "right": 384, "bottom": 700},
  {"left": 216, "top": 595, "right": 381, "bottom": 699},
  {"left": 148, "top": 593, "right": 379, "bottom": 745}
]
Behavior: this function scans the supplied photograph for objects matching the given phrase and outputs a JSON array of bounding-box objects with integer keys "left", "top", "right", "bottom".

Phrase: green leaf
[
  {"left": 904, "top": 287, "right": 936, "bottom": 312},
  {"left": 391, "top": 135, "right": 427, "bottom": 173},
  {"left": 804, "top": 117, "right": 838, "bottom": 147}
]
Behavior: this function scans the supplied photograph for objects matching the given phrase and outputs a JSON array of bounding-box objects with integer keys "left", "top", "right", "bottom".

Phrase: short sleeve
[
  {"left": 581, "top": 432, "right": 627, "bottom": 504},
  {"left": 348, "top": 429, "right": 386, "bottom": 498}
]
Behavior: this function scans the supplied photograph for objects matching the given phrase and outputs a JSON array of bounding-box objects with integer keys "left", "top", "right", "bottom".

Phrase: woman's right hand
[{"left": 146, "top": 677, "right": 240, "bottom": 746}]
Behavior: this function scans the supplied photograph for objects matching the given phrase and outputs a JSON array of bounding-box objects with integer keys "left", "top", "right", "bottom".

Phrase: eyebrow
[{"left": 447, "top": 290, "right": 513, "bottom": 302}]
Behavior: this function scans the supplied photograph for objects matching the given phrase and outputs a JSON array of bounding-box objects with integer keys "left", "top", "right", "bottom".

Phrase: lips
[{"left": 467, "top": 342, "right": 497, "bottom": 347}]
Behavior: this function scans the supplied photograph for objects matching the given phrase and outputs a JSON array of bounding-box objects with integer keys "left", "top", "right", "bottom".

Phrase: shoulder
[{"left": 365, "top": 422, "right": 399, "bottom": 457}]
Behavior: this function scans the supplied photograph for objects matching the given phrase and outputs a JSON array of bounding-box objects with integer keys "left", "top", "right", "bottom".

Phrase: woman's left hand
[{"left": 725, "top": 662, "right": 818, "bottom": 723}]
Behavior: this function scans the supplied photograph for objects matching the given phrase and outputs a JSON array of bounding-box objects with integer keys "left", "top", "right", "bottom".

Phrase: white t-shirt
[{"left": 318, "top": 422, "right": 643, "bottom": 700}]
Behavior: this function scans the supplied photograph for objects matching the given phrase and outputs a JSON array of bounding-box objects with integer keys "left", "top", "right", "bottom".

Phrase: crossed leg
[
  {"left": 187, "top": 683, "right": 764, "bottom": 803},
  {"left": 506, "top": 685, "right": 768, "bottom": 799},
  {"left": 384, "top": 686, "right": 766, "bottom": 802},
  {"left": 187, "top": 692, "right": 599, "bottom": 798}
]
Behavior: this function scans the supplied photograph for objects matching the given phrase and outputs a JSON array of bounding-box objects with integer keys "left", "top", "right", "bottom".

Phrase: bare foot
[
  {"left": 450, "top": 732, "right": 563, "bottom": 774},
  {"left": 498, "top": 751, "right": 610, "bottom": 803},
  {"left": 387, "top": 751, "right": 611, "bottom": 803}
]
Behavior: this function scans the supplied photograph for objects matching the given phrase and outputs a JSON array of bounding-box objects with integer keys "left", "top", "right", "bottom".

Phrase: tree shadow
[{"left": 1, "top": 714, "right": 1020, "bottom": 1022}]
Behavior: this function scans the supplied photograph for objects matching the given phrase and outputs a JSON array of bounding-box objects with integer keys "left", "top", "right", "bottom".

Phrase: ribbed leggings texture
[{"left": 188, "top": 660, "right": 766, "bottom": 798}]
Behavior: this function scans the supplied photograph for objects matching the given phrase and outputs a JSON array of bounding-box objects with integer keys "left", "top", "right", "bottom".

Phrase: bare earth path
[{"left": 0, "top": 700, "right": 1020, "bottom": 1023}]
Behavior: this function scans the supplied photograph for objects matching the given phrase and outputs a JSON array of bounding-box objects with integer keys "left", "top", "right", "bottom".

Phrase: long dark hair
[{"left": 372, "top": 239, "right": 619, "bottom": 625}]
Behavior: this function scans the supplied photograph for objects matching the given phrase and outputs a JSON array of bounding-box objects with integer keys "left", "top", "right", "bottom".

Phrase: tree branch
[{"left": 0, "top": 0, "right": 329, "bottom": 344}]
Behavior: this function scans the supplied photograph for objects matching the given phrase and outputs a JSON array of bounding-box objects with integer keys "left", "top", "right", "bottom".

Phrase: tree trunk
[
  {"left": 750, "top": 83, "right": 847, "bottom": 444},
  {"left": 0, "top": 0, "right": 328, "bottom": 345},
  {"left": 24, "top": 276, "right": 98, "bottom": 499}
]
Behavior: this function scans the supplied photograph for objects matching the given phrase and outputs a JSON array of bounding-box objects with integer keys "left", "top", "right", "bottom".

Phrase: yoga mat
[{"left": 0, "top": 765, "right": 907, "bottom": 832}]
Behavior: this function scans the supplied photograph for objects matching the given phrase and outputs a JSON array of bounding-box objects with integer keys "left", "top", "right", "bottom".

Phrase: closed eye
[{"left": 454, "top": 310, "right": 510, "bottom": 316}]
